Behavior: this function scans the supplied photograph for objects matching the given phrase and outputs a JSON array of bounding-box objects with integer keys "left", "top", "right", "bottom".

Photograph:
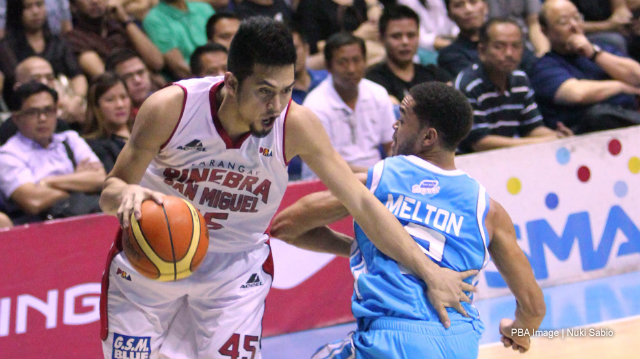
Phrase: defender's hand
[
  {"left": 425, "top": 267, "right": 478, "bottom": 328},
  {"left": 117, "top": 184, "right": 165, "bottom": 228}
]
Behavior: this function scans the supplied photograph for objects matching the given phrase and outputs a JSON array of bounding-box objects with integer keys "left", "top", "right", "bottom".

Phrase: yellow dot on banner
[
  {"left": 630, "top": 156, "right": 640, "bottom": 174},
  {"left": 507, "top": 177, "right": 522, "bottom": 195}
]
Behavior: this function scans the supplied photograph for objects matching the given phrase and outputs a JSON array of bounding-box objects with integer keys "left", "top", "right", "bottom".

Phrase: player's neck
[
  {"left": 217, "top": 87, "right": 250, "bottom": 142},
  {"left": 418, "top": 149, "right": 457, "bottom": 171}
]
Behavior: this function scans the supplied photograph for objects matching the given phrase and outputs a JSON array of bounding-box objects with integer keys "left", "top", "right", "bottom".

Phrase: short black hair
[
  {"left": 227, "top": 17, "right": 296, "bottom": 86},
  {"left": 13, "top": 81, "right": 59, "bottom": 110},
  {"left": 444, "top": 0, "right": 486, "bottom": 11},
  {"left": 190, "top": 42, "right": 228, "bottom": 76},
  {"left": 479, "top": 17, "right": 523, "bottom": 45},
  {"left": 379, "top": 5, "right": 419, "bottom": 36},
  {"left": 409, "top": 82, "right": 472, "bottom": 151},
  {"left": 206, "top": 11, "right": 240, "bottom": 41},
  {"left": 105, "top": 48, "right": 141, "bottom": 72},
  {"left": 324, "top": 32, "right": 366, "bottom": 68}
]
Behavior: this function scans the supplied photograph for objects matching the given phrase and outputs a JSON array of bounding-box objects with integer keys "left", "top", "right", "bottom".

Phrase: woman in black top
[
  {"left": 83, "top": 72, "right": 132, "bottom": 173},
  {"left": 3, "top": 0, "right": 87, "bottom": 97}
]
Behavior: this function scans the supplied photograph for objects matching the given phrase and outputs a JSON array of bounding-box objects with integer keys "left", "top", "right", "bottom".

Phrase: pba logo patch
[
  {"left": 259, "top": 147, "right": 273, "bottom": 157},
  {"left": 112, "top": 333, "right": 151, "bottom": 359},
  {"left": 116, "top": 267, "right": 132, "bottom": 281},
  {"left": 412, "top": 179, "right": 440, "bottom": 195}
]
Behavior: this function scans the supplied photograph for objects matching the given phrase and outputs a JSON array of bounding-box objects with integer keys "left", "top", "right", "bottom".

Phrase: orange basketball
[{"left": 123, "top": 196, "right": 209, "bottom": 281}]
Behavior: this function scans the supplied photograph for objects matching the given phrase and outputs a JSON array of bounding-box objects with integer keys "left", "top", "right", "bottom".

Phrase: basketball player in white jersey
[{"left": 99, "top": 17, "right": 476, "bottom": 359}]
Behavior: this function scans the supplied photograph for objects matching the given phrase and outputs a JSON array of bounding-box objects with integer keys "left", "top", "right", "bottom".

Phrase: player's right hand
[
  {"left": 117, "top": 184, "right": 165, "bottom": 229},
  {"left": 499, "top": 318, "right": 531, "bottom": 353},
  {"left": 426, "top": 267, "right": 477, "bottom": 329}
]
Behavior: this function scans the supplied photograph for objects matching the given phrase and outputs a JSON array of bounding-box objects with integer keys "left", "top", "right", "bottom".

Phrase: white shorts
[{"left": 101, "top": 241, "right": 273, "bottom": 359}]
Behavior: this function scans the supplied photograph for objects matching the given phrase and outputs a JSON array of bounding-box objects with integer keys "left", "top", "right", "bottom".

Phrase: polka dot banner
[
  {"left": 630, "top": 157, "right": 640, "bottom": 174},
  {"left": 556, "top": 147, "right": 570, "bottom": 165},
  {"left": 608, "top": 139, "right": 622, "bottom": 155},
  {"left": 545, "top": 193, "right": 559, "bottom": 210},
  {"left": 577, "top": 166, "right": 591, "bottom": 182},
  {"left": 507, "top": 177, "right": 521, "bottom": 195},
  {"left": 614, "top": 181, "right": 628, "bottom": 198}
]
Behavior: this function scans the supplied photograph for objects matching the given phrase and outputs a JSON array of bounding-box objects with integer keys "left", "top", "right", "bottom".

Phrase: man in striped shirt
[{"left": 455, "top": 18, "right": 571, "bottom": 153}]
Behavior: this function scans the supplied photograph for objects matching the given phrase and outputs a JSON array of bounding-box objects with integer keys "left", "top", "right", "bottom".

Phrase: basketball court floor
[{"left": 262, "top": 270, "right": 640, "bottom": 358}]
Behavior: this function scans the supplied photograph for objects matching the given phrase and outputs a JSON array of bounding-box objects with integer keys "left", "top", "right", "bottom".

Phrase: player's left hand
[
  {"left": 425, "top": 267, "right": 477, "bottom": 328},
  {"left": 499, "top": 318, "right": 531, "bottom": 353}
]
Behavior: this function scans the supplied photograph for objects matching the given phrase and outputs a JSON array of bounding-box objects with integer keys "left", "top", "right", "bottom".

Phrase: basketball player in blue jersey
[
  {"left": 272, "top": 82, "right": 546, "bottom": 358},
  {"left": 98, "top": 18, "right": 475, "bottom": 359}
]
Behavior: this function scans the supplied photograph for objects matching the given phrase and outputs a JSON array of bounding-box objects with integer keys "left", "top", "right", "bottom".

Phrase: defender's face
[
  {"left": 392, "top": 95, "right": 423, "bottom": 156},
  {"left": 235, "top": 63, "right": 295, "bottom": 138},
  {"left": 383, "top": 18, "right": 419, "bottom": 66}
]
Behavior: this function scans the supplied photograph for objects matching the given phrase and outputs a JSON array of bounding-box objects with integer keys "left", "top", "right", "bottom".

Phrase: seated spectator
[
  {"left": 397, "top": 0, "right": 459, "bottom": 57},
  {"left": 66, "top": 0, "right": 163, "bottom": 79},
  {"left": 83, "top": 72, "right": 132, "bottom": 173},
  {"left": 206, "top": 12, "right": 240, "bottom": 49},
  {"left": 366, "top": 5, "right": 451, "bottom": 105},
  {"left": 143, "top": 0, "right": 215, "bottom": 79},
  {"left": 455, "top": 18, "right": 570, "bottom": 153},
  {"left": 190, "top": 43, "right": 228, "bottom": 77},
  {"left": 235, "top": 0, "right": 293, "bottom": 24},
  {"left": 0, "top": 82, "right": 105, "bottom": 224},
  {"left": 105, "top": 49, "right": 159, "bottom": 116},
  {"left": 301, "top": 32, "right": 396, "bottom": 179},
  {"left": 291, "top": 26, "right": 328, "bottom": 105},
  {"left": 486, "top": 0, "right": 549, "bottom": 56},
  {"left": 0, "top": 211, "right": 12, "bottom": 228},
  {"left": 8, "top": 57, "right": 85, "bottom": 131},
  {"left": 531, "top": 0, "right": 640, "bottom": 133},
  {"left": 438, "top": 0, "right": 536, "bottom": 78},
  {"left": 121, "top": 0, "right": 158, "bottom": 21},
  {"left": 571, "top": 0, "right": 631, "bottom": 55},
  {"left": 0, "top": 0, "right": 73, "bottom": 38},
  {"left": 2, "top": 0, "right": 88, "bottom": 97}
]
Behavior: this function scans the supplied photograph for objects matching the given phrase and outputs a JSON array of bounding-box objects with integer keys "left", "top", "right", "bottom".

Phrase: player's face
[
  {"left": 97, "top": 82, "right": 131, "bottom": 127},
  {"left": 479, "top": 23, "right": 523, "bottom": 74},
  {"left": 383, "top": 18, "right": 419, "bottom": 66},
  {"left": 392, "top": 95, "right": 423, "bottom": 156},
  {"left": 14, "top": 92, "right": 58, "bottom": 148},
  {"left": 235, "top": 64, "right": 295, "bottom": 138},
  {"left": 328, "top": 43, "right": 366, "bottom": 91}
]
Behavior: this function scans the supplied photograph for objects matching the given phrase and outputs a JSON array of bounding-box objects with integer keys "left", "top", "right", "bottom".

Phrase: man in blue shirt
[
  {"left": 272, "top": 82, "right": 545, "bottom": 358},
  {"left": 531, "top": 0, "right": 640, "bottom": 133}
]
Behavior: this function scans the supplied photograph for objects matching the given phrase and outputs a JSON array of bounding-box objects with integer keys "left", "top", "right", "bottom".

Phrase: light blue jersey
[{"left": 312, "top": 155, "right": 491, "bottom": 359}]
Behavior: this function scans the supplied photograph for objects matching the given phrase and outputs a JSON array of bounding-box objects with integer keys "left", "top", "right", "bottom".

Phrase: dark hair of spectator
[
  {"left": 444, "top": 0, "right": 485, "bottom": 11},
  {"left": 84, "top": 72, "right": 131, "bottom": 139},
  {"left": 6, "top": 0, "right": 51, "bottom": 38},
  {"left": 206, "top": 12, "right": 240, "bottom": 40},
  {"left": 289, "top": 21, "right": 310, "bottom": 45},
  {"left": 105, "top": 48, "right": 141, "bottom": 72},
  {"left": 227, "top": 17, "right": 296, "bottom": 86},
  {"left": 409, "top": 82, "right": 473, "bottom": 151},
  {"left": 479, "top": 17, "right": 523, "bottom": 45},
  {"left": 190, "top": 43, "right": 228, "bottom": 76},
  {"left": 378, "top": 5, "right": 420, "bottom": 36},
  {"left": 324, "top": 32, "right": 366, "bottom": 68},
  {"left": 13, "top": 81, "right": 59, "bottom": 110}
]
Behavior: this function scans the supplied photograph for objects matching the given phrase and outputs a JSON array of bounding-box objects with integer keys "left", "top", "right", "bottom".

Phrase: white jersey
[{"left": 140, "top": 77, "right": 290, "bottom": 253}]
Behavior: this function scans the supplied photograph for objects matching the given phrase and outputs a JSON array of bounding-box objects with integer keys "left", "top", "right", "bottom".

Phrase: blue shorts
[{"left": 312, "top": 318, "right": 483, "bottom": 359}]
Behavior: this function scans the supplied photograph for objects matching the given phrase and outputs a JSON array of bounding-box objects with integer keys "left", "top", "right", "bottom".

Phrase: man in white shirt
[{"left": 302, "top": 32, "right": 396, "bottom": 179}]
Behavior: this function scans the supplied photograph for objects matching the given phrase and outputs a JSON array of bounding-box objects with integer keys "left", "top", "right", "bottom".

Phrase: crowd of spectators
[{"left": 1, "top": 0, "right": 639, "bottom": 228}]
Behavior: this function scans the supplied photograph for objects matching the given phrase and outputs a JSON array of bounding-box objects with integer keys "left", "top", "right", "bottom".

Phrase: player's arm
[
  {"left": 99, "top": 85, "right": 185, "bottom": 227},
  {"left": 285, "top": 103, "right": 477, "bottom": 328},
  {"left": 271, "top": 173, "right": 367, "bottom": 256},
  {"left": 487, "top": 198, "right": 546, "bottom": 353}
]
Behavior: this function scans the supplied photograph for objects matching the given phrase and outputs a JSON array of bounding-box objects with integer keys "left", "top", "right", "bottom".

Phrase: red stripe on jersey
[
  {"left": 100, "top": 229, "right": 124, "bottom": 340},
  {"left": 160, "top": 84, "right": 188, "bottom": 150}
]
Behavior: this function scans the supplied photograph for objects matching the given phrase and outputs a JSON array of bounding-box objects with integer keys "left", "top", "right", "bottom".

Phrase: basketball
[{"left": 123, "top": 196, "right": 209, "bottom": 281}]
